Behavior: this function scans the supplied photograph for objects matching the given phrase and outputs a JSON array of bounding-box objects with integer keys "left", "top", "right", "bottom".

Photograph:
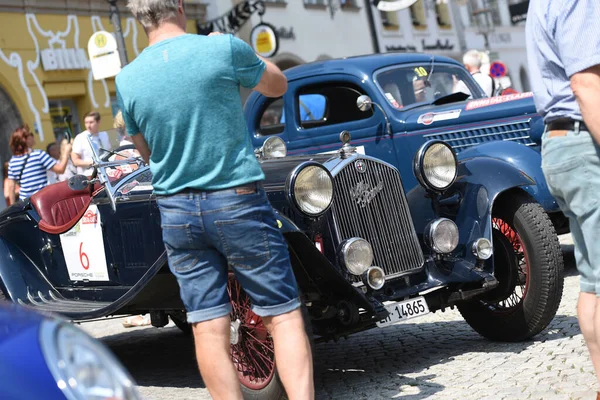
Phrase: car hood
[{"left": 403, "top": 93, "right": 540, "bottom": 136}]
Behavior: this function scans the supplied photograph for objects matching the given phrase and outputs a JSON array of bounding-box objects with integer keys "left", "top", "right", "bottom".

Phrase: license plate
[{"left": 376, "top": 296, "right": 430, "bottom": 328}]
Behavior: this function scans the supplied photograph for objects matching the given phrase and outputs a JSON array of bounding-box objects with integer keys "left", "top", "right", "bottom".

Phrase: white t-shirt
[
  {"left": 72, "top": 131, "right": 112, "bottom": 176},
  {"left": 472, "top": 72, "right": 494, "bottom": 97},
  {"left": 454, "top": 72, "right": 495, "bottom": 98}
]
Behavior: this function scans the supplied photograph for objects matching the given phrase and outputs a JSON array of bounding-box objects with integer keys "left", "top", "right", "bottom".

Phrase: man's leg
[
  {"left": 192, "top": 316, "right": 243, "bottom": 400},
  {"left": 263, "top": 309, "right": 314, "bottom": 400}
]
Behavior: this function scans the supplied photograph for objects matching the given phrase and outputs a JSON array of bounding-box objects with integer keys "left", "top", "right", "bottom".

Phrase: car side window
[
  {"left": 297, "top": 83, "right": 374, "bottom": 130},
  {"left": 258, "top": 98, "right": 285, "bottom": 136}
]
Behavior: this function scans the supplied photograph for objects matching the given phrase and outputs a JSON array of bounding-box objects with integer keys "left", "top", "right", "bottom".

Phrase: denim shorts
[
  {"left": 156, "top": 182, "right": 301, "bottom": 323},
  {"left": 541, "top": 129, "right": 600, "bottom": 294}
]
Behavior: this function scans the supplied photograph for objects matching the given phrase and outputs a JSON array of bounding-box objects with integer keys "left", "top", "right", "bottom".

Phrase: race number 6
[{"left": 79, "top": 242, "right": 90, "bottom": 270}]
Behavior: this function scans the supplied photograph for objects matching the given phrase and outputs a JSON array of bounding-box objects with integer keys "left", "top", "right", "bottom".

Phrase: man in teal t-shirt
[{"left": 118, "top": 1, "right": 314, "bottom": 399}]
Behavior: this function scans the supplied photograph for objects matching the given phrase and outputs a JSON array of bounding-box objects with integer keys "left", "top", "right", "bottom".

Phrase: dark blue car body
[{"left": 244, "top": 53, "right": 567, "bottom": 233}]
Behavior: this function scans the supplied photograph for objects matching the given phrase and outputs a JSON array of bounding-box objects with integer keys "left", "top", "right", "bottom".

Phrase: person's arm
[
  {"left": 5, "top": 178, "right": 16, "bottom": 205},
  {"left": 130, "top": 134, "right": 151, "bottom": 164},
  {"left": 571, "top": 65, "right": 600, "bottom": 144},
  {"left": 71, "top": 152, "right": 93, "bottom": 169},
  {"left": 555, "top": 0, "right": 600, "bottom": 144},
  {"left": 229, "top": 35, "right": 287, "bottom": 98},
  {"left": 50, "top": 143, "right": 73, "bottom": 174},
  {"left": 253, "top": 55, "right": 287, "bottom": 98}
]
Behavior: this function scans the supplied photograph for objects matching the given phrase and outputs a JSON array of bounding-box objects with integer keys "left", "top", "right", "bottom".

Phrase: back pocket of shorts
[{"left": 215, "top": 215, "right": 271, "bottom": 270}]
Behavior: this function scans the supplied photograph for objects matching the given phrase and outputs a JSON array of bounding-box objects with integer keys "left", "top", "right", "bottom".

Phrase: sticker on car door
[{"left": 59, "top": 204, "right": 110, "bottom": 281}]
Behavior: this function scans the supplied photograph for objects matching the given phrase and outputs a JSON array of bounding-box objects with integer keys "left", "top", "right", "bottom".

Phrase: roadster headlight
[
  {"left": 286, "top": 162, "right": 334, "bottom": 216},
  {"left": 414, "top": 141, "right": 457, "bottom": 192},
  {"left": 339, "top": 238, "right": 374, "bottom": 275},
  {"left": 40, "top": 321, "right": 141, "bottom": 400},
  {"left": 426, "top": 218, "right": 459, "bottom": 254},
  {"left": 259, "top": 136, "right": 287, "bottom": 159}
]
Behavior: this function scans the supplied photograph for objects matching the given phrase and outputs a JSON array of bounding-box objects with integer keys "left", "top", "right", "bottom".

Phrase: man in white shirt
[
  {"left": 454, "top": 49, "right": 495, "bottom": 98},
  {"left": 71, "top": 111, "right": 112, "bottom": 176}
]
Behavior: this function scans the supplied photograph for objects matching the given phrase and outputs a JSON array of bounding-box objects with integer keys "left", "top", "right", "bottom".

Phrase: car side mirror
[
  {"left": 357, "top": 95, "right": 373, "bottom": 112},
  {"left": 356, "top": 95, "right": 392, "bottom": 136},
  {"left": 67, "top": 174, "right": 90, "bottom": 191}
]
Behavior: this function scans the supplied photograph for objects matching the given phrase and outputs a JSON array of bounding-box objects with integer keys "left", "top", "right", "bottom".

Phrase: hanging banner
[
  {"left": 250, "top": 23, "right": 279, "bottom": 58},
  {"left": 197, "top": 0, "right": 265, "bottom": 35},
  {"left": 509, "top": 1, "right": 529, "bottom": 25},
  {"left": 87, "top": 31, "right": 121, "bottom": 80}
]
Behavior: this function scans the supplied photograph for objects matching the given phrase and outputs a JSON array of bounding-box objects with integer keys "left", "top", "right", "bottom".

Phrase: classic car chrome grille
[
  {"left": 331, "top": 158, "right": 424, "bottom": 280},
  {"left": 423, "top": 119, "right": 535, "bottom": 153}
]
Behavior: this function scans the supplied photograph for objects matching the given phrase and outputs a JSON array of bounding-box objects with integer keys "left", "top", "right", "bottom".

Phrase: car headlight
[
  {"left": 426, "top": 218, "right": 459, "bottom": 254},
  {"left": 286, "top": 162, "right": 334, "bottom": 216},
  {"left": 257, "top": 136, "right": 287, "bottom": 159},
  {"left": 40, "top": 320, "right": 141, "bottom": 400},
  {"left": 413, "top": 140, "right": 457, "bottom": 192},
  {"left": 339, "top": 238, "right": 374, "bottom": 275}
]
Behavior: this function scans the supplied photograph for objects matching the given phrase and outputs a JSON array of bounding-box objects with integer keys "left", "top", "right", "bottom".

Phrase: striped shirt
[
  {"left": 8, "top": 150, "right": 56, "bottom": 200},
  {"left": 526, "top": 0, "right": 600, "bottom": 123}
]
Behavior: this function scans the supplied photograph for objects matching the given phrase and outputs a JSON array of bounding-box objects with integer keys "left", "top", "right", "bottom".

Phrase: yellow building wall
[{"left": 0, "top": 12, "right": 198, "bottom": 150}]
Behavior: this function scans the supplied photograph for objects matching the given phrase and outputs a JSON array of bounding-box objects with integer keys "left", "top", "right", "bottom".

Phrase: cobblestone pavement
[{"left": 82, "top": 236, "right": 600, "bottom": 400}]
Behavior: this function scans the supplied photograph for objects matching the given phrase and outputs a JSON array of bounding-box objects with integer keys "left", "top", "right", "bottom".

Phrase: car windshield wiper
[{"left": 424, "top": 55, "right": 434, "bottom": 89}]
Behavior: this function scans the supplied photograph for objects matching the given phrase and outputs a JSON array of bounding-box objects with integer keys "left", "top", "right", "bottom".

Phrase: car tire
[
  {"left": 228, "top": 274, "right": 313, "bottom": 400},
  {"left": 458, "top": 192, "right": 564, "bottom": 342}
]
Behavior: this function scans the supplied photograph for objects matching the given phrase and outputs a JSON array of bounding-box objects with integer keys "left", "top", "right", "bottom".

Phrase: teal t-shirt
[{"left": 115, "top": 34, "right": 267, "bottom": 195}]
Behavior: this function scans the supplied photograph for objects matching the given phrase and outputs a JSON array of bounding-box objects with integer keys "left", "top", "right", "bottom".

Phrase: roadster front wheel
[{"left": 458, "top": 192, "right": 564, "bottom": 342}]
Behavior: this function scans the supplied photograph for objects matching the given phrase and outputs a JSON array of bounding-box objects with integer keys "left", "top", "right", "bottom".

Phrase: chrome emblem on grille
[
  {"left": 350, "top": 181, "right": 384, "bottom": 208},
  {"left": 354, "top": 160, "right": 367, "bottom": 173}
]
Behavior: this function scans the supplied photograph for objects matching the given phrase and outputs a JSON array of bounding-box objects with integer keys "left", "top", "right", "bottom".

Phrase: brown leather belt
[{"left": 546, "top": 119, "right": 588, "bottom": 138}]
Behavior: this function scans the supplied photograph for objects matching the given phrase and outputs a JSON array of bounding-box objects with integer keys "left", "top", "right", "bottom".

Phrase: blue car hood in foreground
[{"left": 0, "top": 303, "right": 64, "bottom": 400}]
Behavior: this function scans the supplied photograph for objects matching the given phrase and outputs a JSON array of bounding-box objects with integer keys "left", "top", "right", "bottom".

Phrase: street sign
[
  {"left": 489, "top": 61, "right": 507, "bottom": 78},
  {"left": 250, "top": 23, "right": 279, "bottom": 58},
  {"left": 88, "top": 31, "right": 122, "bottom": 80}
]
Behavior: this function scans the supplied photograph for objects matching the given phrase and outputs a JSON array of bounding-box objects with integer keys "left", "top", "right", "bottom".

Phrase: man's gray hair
[
  {"left": 463, "top": 49, "right": 482, "bottom": 69},
  {"left": 127, "top": 0, "right": 179, "bottom": 29}
]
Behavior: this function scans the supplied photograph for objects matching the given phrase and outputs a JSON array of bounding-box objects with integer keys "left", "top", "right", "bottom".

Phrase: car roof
[{"left": 283, "top": 52, "right": 463, "bottom": 81}]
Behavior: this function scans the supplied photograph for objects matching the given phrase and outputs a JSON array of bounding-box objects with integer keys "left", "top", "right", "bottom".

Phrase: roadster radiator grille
[
  {"left": 331, "top": 158, "right": 424, "bottom": 280},
  {"left": 423, "top": 119, "right": 535, "bottom": 153}
]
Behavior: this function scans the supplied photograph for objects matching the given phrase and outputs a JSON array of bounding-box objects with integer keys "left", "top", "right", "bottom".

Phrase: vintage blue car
[
  {"left": 0, "top": 85, "right": 563, "bottom": 399},
  {"left": 0, "top": 300, "right": 141, "bottom": 400},
  {"left": 245, "top": 53, "right": 566, "bottom": 233}
]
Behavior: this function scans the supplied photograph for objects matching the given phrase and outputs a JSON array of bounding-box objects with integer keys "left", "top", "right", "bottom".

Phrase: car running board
[{"left": 17, "top": 289, "right": 111, "bottom": 318}]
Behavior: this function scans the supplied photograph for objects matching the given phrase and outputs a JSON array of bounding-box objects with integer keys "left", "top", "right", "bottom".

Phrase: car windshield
[
  {"left": 83, "top": 127, "right": 145, "bottom": 190},
  {"left": 374, "top": 63, "right": 484, "bottom": 110}
]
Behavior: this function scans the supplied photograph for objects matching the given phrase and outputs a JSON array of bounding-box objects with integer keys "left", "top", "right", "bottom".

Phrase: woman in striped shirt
[{"left": 5, "top": 125, "right": 72, "bottom": 204}]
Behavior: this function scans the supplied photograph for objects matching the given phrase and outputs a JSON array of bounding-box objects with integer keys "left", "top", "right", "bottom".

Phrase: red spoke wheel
[
  {"left": 227, "top": 273, "right": 286, "bottom": 399},
  {"left": 458, "top": 192, "right": 564, "bottom": 342}
]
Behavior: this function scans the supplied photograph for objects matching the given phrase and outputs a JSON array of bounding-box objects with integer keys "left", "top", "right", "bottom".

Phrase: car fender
[
  {"left": 457, "top": 140, "right": 559, "bottom": 212},
  {"left": 0, "top": 238, "right": 56, "bottom": 302},
  {"left": 407, "top": 156, "right": 535, "bottom": 268}
]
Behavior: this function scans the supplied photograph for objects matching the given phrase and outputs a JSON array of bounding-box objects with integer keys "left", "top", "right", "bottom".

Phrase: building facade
[
  {"left": 204, "top": 0, "right": 376, "bottom": 71},
  {"left": 0, "top": 0, "right": 206, "bottom": 166},
  {"left": 372, "top": 0, "right": 530, "bottom": 93}
]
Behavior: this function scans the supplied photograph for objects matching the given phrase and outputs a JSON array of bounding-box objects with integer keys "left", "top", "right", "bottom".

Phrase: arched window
[{"left": 0, "top": 83, "right": 23, "bottom": 165}]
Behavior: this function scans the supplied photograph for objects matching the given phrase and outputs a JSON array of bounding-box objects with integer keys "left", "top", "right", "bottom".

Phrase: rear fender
[
  {"left": 458, "top": 140, "right": 559, "bottom": 212},
  {"left": 0, "top": 238, "right": 57, "bottom": 302}
]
